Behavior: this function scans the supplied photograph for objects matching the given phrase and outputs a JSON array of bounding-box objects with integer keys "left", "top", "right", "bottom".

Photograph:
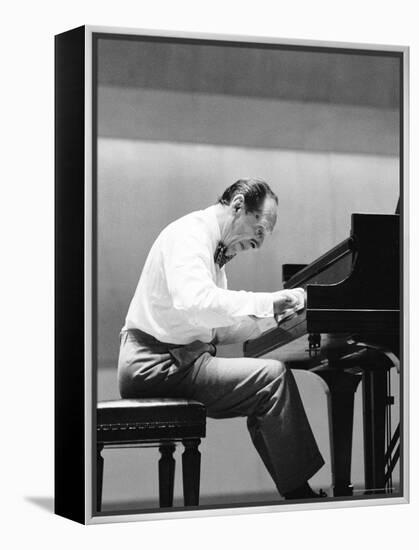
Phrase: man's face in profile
[{"left": 224, "top": 196, "right": 278, "bottom": 258}]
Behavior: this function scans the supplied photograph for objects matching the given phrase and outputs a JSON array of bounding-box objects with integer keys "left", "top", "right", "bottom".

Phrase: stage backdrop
[{"left": 96, "top": 38, "right": 400, "bottom": 510}]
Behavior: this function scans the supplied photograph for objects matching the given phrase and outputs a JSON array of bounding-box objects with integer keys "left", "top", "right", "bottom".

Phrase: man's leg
[{"left": 171, "top": 353, "right": 325, "bottom": 496}]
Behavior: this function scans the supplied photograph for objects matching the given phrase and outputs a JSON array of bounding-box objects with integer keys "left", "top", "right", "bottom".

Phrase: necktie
[{"left": 214, "top": 242, "right": 235, "bottom": 268}]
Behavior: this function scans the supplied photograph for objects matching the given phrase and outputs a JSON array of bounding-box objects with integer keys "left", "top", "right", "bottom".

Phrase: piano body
[{"left": 244, "top": 213, "right": 401, "bottom": 497}]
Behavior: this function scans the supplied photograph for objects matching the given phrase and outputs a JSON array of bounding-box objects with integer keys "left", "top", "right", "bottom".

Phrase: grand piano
[{"left": 244, "top": 212, "right": 401, "bottom": 497}]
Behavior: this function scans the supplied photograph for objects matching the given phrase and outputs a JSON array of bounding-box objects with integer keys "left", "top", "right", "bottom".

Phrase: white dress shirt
[{"left": 123, "top": 205, "right": 277, "bottom": 345}]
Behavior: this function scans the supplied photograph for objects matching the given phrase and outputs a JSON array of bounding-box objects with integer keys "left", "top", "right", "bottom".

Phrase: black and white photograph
[
  {"left": 81, "top": 29, "right": 406, "bottom": 519},
  {"left": 4, "top": 0, "right": 418, "bottom": 547}
]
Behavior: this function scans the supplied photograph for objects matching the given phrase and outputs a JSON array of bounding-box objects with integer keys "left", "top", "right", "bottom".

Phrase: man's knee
[
  {"left": 258, "top": 359, "right": 287, "bottom": 385},
  {"left": 246, "top": 359, "right": 288, "bottom": 415}
]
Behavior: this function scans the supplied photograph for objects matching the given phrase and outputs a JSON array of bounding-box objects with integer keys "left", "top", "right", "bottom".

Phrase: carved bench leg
[
  {"left": 159, "top": 444, "right": 176, "bottom": 507},
  {"left": 182, "top": 439, "right": 201, "bottom": 506},
  {"left": 97, "top": 444, "right": 104, "bottom": 512}
]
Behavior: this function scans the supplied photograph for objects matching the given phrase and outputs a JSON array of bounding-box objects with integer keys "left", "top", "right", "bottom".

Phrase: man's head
[{"left": 217, "top": 178, "right": 278, "bottom": 258}]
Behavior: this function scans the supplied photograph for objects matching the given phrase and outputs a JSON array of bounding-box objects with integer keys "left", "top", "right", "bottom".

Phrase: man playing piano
[{"left": 118, "top": 177, "right": 325, "bottom": 500}]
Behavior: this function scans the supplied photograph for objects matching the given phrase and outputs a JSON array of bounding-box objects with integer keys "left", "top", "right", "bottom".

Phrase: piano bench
[{"left": 96, "top": 398, "right": 207, "bottom": 512}]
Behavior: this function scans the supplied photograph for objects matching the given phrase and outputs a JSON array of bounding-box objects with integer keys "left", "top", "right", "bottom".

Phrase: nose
[
  {"left": 254, "top": 235, "right": 264, "bottom": 249},
  {"left": 254, "top": 228, "right": 265, "bottom": 248}
]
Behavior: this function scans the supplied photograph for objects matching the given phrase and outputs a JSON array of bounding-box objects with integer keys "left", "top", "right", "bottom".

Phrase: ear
[{"left": 231, "top": 193, "right": 245, "bottom": 215}]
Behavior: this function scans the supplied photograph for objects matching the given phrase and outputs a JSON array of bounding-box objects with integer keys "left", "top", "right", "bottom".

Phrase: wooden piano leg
[
  {"left": 362, "top": 367, "right": 388, "bottom": 494},
  {"left": 315, "top": 367, "right": 362, "bottom": 497}
]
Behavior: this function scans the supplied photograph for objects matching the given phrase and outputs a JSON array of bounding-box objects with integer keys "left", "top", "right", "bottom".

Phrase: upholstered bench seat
[
  {"left": 96, "top": 398, "right": 207, "bottom": 512},
  {"left": 97, "top": 398, "right": 206, "bottom": 444}
]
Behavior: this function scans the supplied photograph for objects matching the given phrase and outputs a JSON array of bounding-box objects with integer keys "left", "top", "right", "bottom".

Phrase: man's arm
[{"left": 214, "top": 291, "right": 305, "bottom": 344}]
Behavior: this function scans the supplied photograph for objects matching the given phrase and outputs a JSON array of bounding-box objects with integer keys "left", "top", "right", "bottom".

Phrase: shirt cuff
[{"left": 251, "top": 292, "right": 275, "bottom": 318}]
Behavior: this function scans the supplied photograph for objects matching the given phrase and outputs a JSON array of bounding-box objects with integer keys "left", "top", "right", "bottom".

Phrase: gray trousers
[{"left": 117, "top": 329, "right": 324, "bottom": 494}]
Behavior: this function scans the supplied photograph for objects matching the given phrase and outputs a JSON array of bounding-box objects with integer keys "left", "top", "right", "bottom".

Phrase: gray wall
[{"left": 96, "top": 38, "right": 400, "bottom": 509}]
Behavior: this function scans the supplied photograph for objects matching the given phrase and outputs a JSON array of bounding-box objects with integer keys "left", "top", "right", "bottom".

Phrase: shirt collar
[{"left": 202, "top": 205, "right": 221, "bottom": 252}]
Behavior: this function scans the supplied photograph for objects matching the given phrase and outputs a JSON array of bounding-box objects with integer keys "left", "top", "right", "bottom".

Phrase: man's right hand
[{"left": 272, "top": 288, "right": 305, "bottom": 317}]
